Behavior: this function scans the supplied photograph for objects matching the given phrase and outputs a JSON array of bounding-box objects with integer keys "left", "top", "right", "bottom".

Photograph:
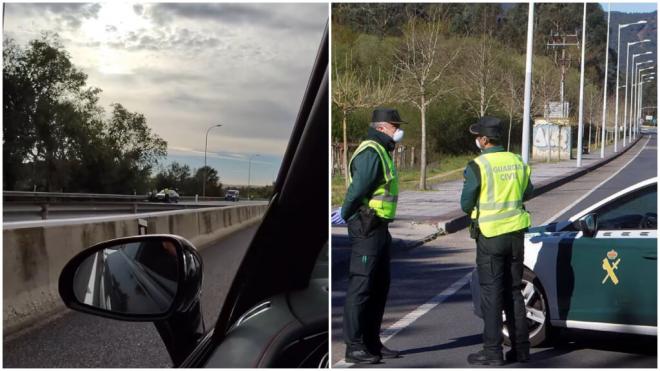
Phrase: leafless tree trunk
[
  {"left": 501, "top": 55, "right": 524, "bottom": 152},
  {"left": 332, "top": 53, "right": 396, "bottom": 188},
  {"left": 457, "top": 35, "right": 503, "bottom": 118},
  {"left": 395, "top": 13, "right": 459, "bottom": 190}
]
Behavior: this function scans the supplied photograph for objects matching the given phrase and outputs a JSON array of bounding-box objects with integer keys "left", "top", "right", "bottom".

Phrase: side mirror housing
[
  {"left": 575, "top": 213, "right": 598, "bottom": 238},
  {"left": 58, "top": 234, "right": 203, "bottom": 322}
]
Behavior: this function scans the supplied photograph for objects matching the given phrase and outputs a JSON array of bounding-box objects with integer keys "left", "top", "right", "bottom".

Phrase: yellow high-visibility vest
[
  {"left": 348, "top": 140, "right": 399, "bottom": 220},
  {"left": 470, "top": 151, "right": 531, "bottom": 237}
]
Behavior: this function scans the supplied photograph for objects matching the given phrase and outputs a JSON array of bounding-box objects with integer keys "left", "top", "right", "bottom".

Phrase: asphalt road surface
[
  {"left": 331, "top": 132, "right": 657, "bottom": 368},
  {"left": 3, "top": 224, "right": 259, "bottom": 368}
]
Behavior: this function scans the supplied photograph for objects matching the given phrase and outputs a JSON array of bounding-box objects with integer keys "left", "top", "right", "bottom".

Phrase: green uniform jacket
[
  {"left": 460, "top": 145, "right": 534, "bottom": 214},
  {"left": 341, "top": 128, "right": 396, "bottom": 221}
]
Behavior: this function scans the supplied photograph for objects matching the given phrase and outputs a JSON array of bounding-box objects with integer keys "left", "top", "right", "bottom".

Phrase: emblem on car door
[{"left": 602, "top": 249, "right": 620, "bottom": 285}]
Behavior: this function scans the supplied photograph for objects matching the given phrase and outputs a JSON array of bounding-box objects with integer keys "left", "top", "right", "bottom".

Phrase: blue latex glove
[{"left": 331, "top": 207, "right": 346, "bottom": 225}]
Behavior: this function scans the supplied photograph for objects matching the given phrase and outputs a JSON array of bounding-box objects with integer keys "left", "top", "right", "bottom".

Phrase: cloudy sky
[{"left": 4, "top": 3, "right": 327, "bottom": 186}]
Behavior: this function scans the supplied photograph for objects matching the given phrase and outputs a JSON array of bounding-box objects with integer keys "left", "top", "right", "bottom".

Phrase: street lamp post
[
  {"left": 637, "top": 70, "right": 655, "bottom": 134},
  {"left": 631, "top": 62, "right": 654, "bottom": 139},
  {"left": 627, "top": 52, "right": 652, "bottom": 143},
  {"left": 613, "top": 20, "right": 646, "bottom": 152},
  {"left": 576, "top": 2, "right": 587, "bottom": 167},
  {"left": 521, "top": 1, "right": 534, "bottom": 164},
  {"left": 203, "top": 124, "right": 222, "bottom": 198},
  {"left": 247, "top": 154, "right": 260, "bottom": 200},
  {"left": 641, "top": 76, "right": 655, "bottom": 130},
  {"left": 623, "top": 42, "right": 651, "bottom": 146},
  {"left": 600, "top": 2, "right": 611, "bottom": 158}
]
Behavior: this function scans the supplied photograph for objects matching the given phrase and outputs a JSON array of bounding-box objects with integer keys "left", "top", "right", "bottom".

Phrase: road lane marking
[
  {"left": 83, "top": 252, "right": 99, "bottom": 305},
  {"left": 541, "top": 135, "right": 652, "bottom": 225},
  {"left": 333, "top": 270, "right": 473, "bottom": 368}
]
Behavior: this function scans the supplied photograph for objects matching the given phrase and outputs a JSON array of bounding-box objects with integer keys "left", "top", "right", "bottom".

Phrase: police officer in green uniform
[
  {"left": 341, "top": 108, "right": 404, "bottom": 364},
  {"left": 462, "top": 117, "right": 533, "bottom": 366}
]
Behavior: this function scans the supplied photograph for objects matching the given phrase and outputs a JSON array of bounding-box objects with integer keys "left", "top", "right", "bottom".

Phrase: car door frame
[
  {"left": 177, "top": 23, "right": 329, "bottom": 368},
  {"left": 552, "top": 178, "right": 657, "bottom": 335}
]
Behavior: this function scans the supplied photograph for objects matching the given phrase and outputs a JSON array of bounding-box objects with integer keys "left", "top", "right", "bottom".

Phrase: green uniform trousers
[
  {"left": 343, "top": 217, "right": 391, "bottom": 353},
  {"left": 476, "top": 228, "right": 530, "bottom": 355}
]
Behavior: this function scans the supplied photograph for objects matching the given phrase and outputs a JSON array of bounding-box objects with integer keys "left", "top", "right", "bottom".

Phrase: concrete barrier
[{"left": 3, "top": 203, "right": 268, "bottom": 335}]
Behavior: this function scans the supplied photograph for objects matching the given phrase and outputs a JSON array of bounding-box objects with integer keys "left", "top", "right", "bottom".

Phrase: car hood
[{"left": 527, "top": 220, "right": 573, "bottom": 234}]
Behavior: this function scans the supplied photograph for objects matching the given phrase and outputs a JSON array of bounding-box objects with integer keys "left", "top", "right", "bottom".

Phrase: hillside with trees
[{"left": 331, "top": 3, "right": 655, "bottom": 190}]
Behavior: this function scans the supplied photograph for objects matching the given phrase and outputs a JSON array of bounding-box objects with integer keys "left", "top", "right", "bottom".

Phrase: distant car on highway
[
  {"left": 150, "top": 189, "right": 180, "bottom": 203},
  {"left": 58, "top": 25, "right": 328, "bottom": 368},
  {"left": 471, "top": 177, "right": 657, "bottom": 346},
  {"left": 224, "top": 190, "right": 240, "bottom": 202}
]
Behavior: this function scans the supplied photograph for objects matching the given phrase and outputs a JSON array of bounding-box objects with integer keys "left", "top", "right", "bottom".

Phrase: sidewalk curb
[{"left": 429, "top": 135, "right": 644, "bottom": 235}]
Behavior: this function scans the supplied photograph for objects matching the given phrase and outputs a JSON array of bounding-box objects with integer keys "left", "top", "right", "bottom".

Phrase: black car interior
[{"left": 183, "top": 25, "right": 329, "bottom": 368}]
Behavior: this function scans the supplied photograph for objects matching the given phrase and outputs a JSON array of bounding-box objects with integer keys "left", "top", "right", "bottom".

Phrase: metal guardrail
[
  {"left": 3, "top": 191, "right": 268, "bottom": 202},
  {"left": 4, "top": 192, "right": 195, "bottom": 220},
  {"left": 3, "top": 202, "right": 207, "bottom": 221},
  {"left": 4, "top": 191, "right": 145, "bottom": 201},
  {"left": 3, "top": 191, "right": 269, "bottom": 220}
]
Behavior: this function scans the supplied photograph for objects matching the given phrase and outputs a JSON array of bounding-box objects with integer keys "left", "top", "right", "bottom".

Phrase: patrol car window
[{"left": 595, "top": 184, "right": 657, "bottom": 230}]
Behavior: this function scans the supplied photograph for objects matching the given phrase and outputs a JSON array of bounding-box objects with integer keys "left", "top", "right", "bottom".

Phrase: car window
[{"left": 595, "top": 184, "right": 657, "bottom": 230}]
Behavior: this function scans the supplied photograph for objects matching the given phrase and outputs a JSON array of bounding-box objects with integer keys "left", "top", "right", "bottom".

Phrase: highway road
[
  {"left": 3, "top": 224, "right": 259, "bottom": 367},
  {"left": 331, "top": 132, "right": 657, "bottom": 368}
]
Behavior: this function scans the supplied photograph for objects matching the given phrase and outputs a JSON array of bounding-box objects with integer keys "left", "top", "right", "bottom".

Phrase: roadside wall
[{"left": 3, "top": 203, "right": 268, "bottom": 335}]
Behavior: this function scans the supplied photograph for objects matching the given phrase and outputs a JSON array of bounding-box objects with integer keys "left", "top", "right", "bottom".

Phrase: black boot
[
  {"left": 467, "top": 350, "right": 505, "bottom": 366},
  {"left": 505, "top": 349, "right": 530, "bottom": 363},
  {"left": 345, "top": 348, "right": 381, "bottom": 364}
]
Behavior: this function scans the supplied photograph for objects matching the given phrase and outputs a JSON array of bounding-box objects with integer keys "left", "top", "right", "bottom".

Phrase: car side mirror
[
  {"left": 59, "top": 234, "right": 203, "bottom": 321},
  {"left": 575, "top": 213, "right": 598, "bottom": 238}
]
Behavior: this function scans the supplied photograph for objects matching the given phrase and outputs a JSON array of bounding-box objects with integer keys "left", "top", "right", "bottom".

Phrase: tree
[
  {"left": 332, "top": 48, "right": 397, "bottom": 187},
  {"left": 584, "top": 83, "right": 602, "bottom": 151},
  {"left": 456, "top": 35, "right": 504, "bottom": 118},
  {"left": 3, "top": 35, "right": 90, "bottom": 191},
  {"left": 3, "top": 35, "right": 167, "bottom": 193},
  {"left": 194, "top": 166, "right": 223, "bottom": 196},
  {"left": 332, "top": 52, "right": 372, "bottom": 187},
  {"left": 501, "top": 54, "right": 525, "bottom": 151},
  {"left": 395, "top": 13, "right": 459, "bottom": 190},
  {"left": 531, "top": 57, "right": 561, "bottom": 117}
]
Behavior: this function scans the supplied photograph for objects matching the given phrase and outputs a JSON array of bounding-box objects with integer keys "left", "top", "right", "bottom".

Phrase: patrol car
[{"left": 471, "top": 177, "right": 657, "bottom": 346}]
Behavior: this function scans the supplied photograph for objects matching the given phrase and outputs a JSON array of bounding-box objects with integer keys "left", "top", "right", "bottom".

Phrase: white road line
[
  {"left": 83, "top": 252, "right": 99, "bottom": 305},
  {"left": 333, "top": 270, "right": 473, "bottom": 368},
  {"left": 541, "top": 135, "right": 651, "bottom": 225}
]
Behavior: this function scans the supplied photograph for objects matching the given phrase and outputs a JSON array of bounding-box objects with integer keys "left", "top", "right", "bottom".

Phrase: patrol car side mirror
[
  {"left": 576, "top": 213, "right": 598, "bottom": 238},
  {"left": 59, "top": 234, "right": 206, "bottom": 366},
  {"left": 59, "top": 234, "right": 203, "bottom": 321}
]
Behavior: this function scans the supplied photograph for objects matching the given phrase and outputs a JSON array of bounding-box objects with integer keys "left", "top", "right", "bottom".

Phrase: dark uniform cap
[
  {"left": 371, "top": 108, "right": 407, "bottom": 124},
  {"left": 469, "top": 116, "right": 502, "bottom": 139}
]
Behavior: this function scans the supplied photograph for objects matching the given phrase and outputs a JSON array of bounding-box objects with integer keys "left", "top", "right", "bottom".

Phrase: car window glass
[{"left": 595, "top": 184, "right": 657, "bottom": 230}]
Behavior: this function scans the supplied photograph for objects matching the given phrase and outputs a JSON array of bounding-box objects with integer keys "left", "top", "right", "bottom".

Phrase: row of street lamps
[
  {"left": 203, "top": 124, "right": 261, "bottom": 200},
  {"left": 521, "top": 3, "right": 654, "bottom": 165},
  {"left": 598, "top": 11, "right": 653, "bottom": 160}
]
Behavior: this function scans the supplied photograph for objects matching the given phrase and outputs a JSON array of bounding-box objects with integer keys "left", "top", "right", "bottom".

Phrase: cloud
[
  {"left": 145, "top": 3, "right": 326, "bottom": 32},
  {"left": 5, "top": 3, "right": 100, "bottom": 30},
  {"left": 103, "top": 27, "right": 225, "bottom": 52},
  {"left": 4, "top": 2, "right": 326, "bottom": 166}
]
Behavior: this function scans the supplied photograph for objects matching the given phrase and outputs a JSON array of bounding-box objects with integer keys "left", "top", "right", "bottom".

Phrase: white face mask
[
  {"left": 392, "top": 128, "right": 404, "bottom": 142},
  {"left": 475, "top": 138, "right": 483, "bottom": 150}
]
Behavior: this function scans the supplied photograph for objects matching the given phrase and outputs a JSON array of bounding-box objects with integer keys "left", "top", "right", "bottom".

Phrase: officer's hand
[{"left": 331, "top": 207, "right": 346, "bottom": 225}]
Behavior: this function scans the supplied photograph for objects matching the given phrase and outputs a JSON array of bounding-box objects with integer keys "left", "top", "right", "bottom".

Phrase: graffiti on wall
[{"left": 532, "top": 123, "right": 571, "bottom": 161}]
